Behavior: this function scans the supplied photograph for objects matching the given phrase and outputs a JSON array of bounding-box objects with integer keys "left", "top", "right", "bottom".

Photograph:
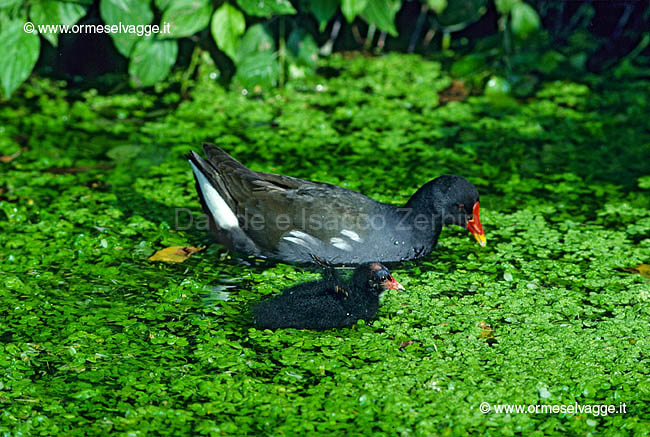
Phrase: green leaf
[
  {"left": 106, "top": 144, "right": 142, "bottom": 161},
  {"left": 437, "top": 0, "right": 487, "bottom": 27},
  {"left": 99, "top": 0, "right": 153, "bottom": 57},
  {"left": 235, "top": 0, "right": 296, "bottom": 17},
  {"left": 638, "top": 176, "right": 650, "bottom": 189},
  {"left": 427, "top": 0, "right": 447, "bottom": 14},
  {"left": 538, "top": 50, "right": 564, "bottom": 74},
  {"left": 341, "top": 0, "right": 366, "bottom": 22},
  {"left": 511, "top": 2, "right": 540, "bottom": 38},
  {"left": 234, "top": 51, "right": 279, "bottom": 89},
  {"left": 288, "top": 28, "right": 318, "bottom": 69},
  {"left": 154, "top": 0, "right": 174, "bottom": 11},
  {"left": 438, "top": 0, "right": 487, "bottom": 27},
  {"left": 569, "top": 52, "right": 587, "bottom": 71},
  {"left": 309, "top": 0, "right": 339, "bottom": 31},
  {"left": 29, "top": 0, "right": 89, "bottom": 47},
  {"left": 161, "top": 0, "right": 212, "bottom": 38},
  {"left": 494, "top": 0, "right": 519, "bottom": 15},
  {"left": 360, "top": 0, "right": 399, "bottom": 36},
  {"left": 129, "top": 38, "right": 178, "bottom": 87},
  {"left": 451, "top": 53, "right": 487, "bottom": 76},
  {"left": 211, "top": 3, "right": 246, "bottom": 61},
  {"left": 484, "top": 75, "right": 511, "bottom": 95},
  {"left": 0, "top": 0, "right": 22, "bottom": 7},
  {"left": 0, "top": 20, "right": 40, "bottom": 98},
  {"left": 237, "top": 23, "right": 274, "bottom": 64}
]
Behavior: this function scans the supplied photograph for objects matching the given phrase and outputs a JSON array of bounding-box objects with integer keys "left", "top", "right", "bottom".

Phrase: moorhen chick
[
  {"left": 253, "top": 260, "right": 404, "bottom": 330},
  {"left": 187, "top": 143, "right": 485, "bottom": 264}
]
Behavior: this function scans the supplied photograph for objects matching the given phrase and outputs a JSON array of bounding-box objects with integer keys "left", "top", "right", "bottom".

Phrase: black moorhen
[
  {"left": 187, "top": 143, "right": 486, "bottom": 264},
  {"left": 253, "top": 261, "right": 404, "bottom": 330}
]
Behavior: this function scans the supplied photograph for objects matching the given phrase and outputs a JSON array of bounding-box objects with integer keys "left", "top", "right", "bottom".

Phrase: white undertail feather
[{"left": 189, "top": 161, "right": 239, "bottom": 230}]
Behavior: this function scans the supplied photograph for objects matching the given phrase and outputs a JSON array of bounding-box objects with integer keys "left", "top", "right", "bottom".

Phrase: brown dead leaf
[
  {"left": 640, "top": 265, "right": 650, "bottom": 279},
  {"left": 439, "top": 80, "right": 469, "bottom": 104},
  {"left": 622, "top": 264, "right": 650, "bottom": 280},
  {"left": 0, "top": 147, "right": 27, "bottom": 163},
  {"left": 148, "top": 246, "right": 204, "bottom": 263},
  {"left": 399, "top": 340, "right": 416, "bottom": 348},
  {"left": 478, "top": 321, "right": 495, "bottom": 340}
]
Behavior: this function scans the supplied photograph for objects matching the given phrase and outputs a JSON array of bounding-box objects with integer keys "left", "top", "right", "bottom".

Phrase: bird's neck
[
  {"left": 404, "top": 181, "right": 440, "bottom": 214},
  {"left": 393, "top": 190, "right": 443, "bottom": 250}
]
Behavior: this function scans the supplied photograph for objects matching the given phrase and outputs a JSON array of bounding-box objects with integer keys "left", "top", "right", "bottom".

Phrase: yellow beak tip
[{"left": 473, "top": 234, "right": 487, "bottom": 247}]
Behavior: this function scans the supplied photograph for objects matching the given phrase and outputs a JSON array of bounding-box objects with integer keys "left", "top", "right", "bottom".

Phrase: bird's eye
[{"left": 376, "top": 271, "right": 390, "bottom": 281}]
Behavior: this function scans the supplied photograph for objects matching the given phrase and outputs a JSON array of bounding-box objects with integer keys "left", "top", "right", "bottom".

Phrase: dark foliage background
[{"left": 1, "top": 0, "right": 648, "bottom": 97}]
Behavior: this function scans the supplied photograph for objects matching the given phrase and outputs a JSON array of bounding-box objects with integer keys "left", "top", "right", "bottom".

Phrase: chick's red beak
[
  {"left": 466, "top": 202, "right": 486, "bottom": 247},
  {"left": 384, "top": 275, "right": 405, "bottom": 291}
]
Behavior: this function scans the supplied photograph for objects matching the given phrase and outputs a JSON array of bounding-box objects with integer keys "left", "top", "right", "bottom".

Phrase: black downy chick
[{"left": 253, "top": 260, "right": 404, "bottom": 330}]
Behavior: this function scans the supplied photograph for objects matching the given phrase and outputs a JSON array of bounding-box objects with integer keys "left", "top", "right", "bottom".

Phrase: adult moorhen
[
  {"left": 187, "top": 143, "right": 485, "bottom": 264},
  {"left": 253, "top": 260, "right": 404, "bottom": 330}
]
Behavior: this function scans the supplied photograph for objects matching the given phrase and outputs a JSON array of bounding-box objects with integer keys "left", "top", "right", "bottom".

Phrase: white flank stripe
[
  {"left": 330, "top": 237, "right": 352, "bottom": 251},
  {"left": 288, "top": 230, "right": 321, "bottom": 245},
  {"left": 340, "top": 229, "right": 362, "bottom": 242},
  {"left": 282, "top": 236, "right": 313, "bottom": 250},
  {"left": 189, "top": 161, "right": 238, "bottom": 229}
]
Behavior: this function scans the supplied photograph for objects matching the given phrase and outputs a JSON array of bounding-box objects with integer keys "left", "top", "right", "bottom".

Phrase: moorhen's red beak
[
  {"left": 466, "top": 202, "right": 486, "bottom": 247},
  {"left": 384, "top": 275, "right": 405, "bottom": 291}
]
